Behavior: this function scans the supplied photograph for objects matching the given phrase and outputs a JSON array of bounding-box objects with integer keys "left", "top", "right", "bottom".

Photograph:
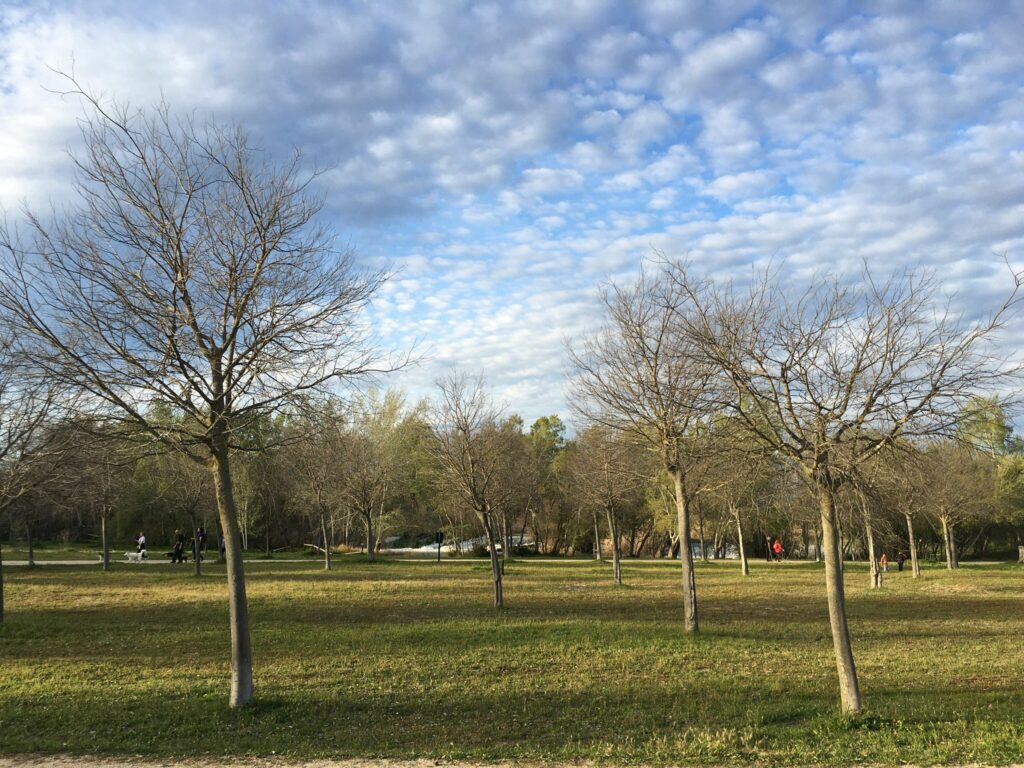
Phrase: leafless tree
[
  {"left": 0, "top": 335, "right": 65, "bottom": 621},
  {"left": 567, "top": 424, "right": 646, "bottom": 584},
  {"left": 0, "top": 81, "right": 392, "bottom": 706},
  {"left": 430, "top": 373, "right": 514, "bottom": 607},
  {"left": 676, "top": 260, "right": 1022, "bottom": 714},
  {"left": 569, "top": 265, "right": 719, "bottom": 632}
]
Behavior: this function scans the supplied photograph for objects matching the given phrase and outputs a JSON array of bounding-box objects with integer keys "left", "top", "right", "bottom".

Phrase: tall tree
[
  {"left": 430, "top": 373, "right": 515, "bottom": 607},
  {"left": 0, "top": 83, "right": 391, "bottom": 706},
  {"left": 677, "top": 261, "right": 1022, "bottom": 714},
  {"left": 569, "top": 266, "right": 718, "bottom": 633}
]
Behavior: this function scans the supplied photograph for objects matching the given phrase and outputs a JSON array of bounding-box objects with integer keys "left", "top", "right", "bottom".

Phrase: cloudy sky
[{"left": 2, "top": 1, "right": 1023, "bottom": 424}]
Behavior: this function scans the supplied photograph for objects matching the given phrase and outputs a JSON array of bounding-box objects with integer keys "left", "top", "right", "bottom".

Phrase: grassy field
[{"left": 0, "top": 556, "right": 1022, "bottom": 765}]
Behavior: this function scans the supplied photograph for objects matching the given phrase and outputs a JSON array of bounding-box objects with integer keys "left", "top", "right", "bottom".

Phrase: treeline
[{"left": 11, "top": 390, "right": 1022, "bottom": 573}]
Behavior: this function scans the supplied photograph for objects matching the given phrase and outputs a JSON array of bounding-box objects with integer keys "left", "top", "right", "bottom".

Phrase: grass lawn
[{"left": 0, "top": 557, "right": 1022, "bottom": 765}]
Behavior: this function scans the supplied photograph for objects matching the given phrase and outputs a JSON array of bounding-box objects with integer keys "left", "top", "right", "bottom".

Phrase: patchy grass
[{"left": 0, "top": 557, "right": 1022, "bottom": 765}]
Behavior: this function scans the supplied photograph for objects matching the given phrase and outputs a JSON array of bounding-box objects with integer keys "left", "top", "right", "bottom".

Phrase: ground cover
[{"left": 0, "top": 557, "right": 1021, "bottom": 765}]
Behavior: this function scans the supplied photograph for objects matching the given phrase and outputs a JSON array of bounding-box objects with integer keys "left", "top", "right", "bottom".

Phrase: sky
[{"left": 1, "top": 0, "right": 1023, "bottom": 425}]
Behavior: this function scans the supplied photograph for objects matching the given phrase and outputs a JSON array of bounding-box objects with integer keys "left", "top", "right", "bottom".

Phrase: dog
[{"left": 124, "top": 550, "right": 148, "bottom": 562}]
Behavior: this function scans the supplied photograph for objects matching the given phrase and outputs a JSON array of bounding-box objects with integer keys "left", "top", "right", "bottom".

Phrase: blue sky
[{"left": 2, "top": 1, "right": 1023, "bottom": 424}]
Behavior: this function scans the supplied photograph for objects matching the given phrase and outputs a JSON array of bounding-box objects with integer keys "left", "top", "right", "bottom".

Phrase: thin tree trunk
[
  {"left": 606, "top": 507, "right": 622, "bottom": 585},
  {"left": 482, "top": 511, "right": 503, "bottom": 608},
  {"left": 818, "top": 485, "right": 862, "bottom": 714},
  {"left": 697, "top": 500, "right": 707, "bottom": 561},
  {"left": 0, "top": 538, "right": 5, "bottom": 623},
  {"left": 191, "top": 515, "right": 202, "bottom": 577},
  {"left": 592, "top": 509, "right": 602, "bottom": 560},
  {"left": 101, "top": 513, "right": 111, "bottom": 572},
  {"left": 26, "top": 522, "right": 34, "bottom": 568},
  {"left": 940, "top": 514, "right": 957, "bottom": 570},
  {"left": 671, "top": 468, "right": 698, "bottom": 634},
  {"left": 859, "top": 492, "right": 880, "bottom": 589},
  {"left": 210, "top": 445, "right": 254, "bottom": 708},
  {"left": 905, "top": 513, "right": 921, "bottom": 578},
  {"left": 321, "top": 515, "right": 332, "bottom": 571},
  {"left": 365, "top": 511, "right": 374, "bottom": 563},
  {"left": 733, "top": 506, "right": 749, "bottom": 577}
]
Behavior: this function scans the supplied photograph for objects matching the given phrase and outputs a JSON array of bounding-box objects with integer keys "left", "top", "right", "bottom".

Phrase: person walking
[
  {"left": 897, "top": 551, "right": 906, "bottom": 572},
  {"left": 772, "top": 538, "right": 783, "bottom": 561},
  {"left": 172, "top": 529, "right": 185, "bottom": 564},
  {"left": 136, "top": 531, "right": 147, "bottom": 554},
  {"left": 880, "top": 553, "right": 889, "bottom": 573}
]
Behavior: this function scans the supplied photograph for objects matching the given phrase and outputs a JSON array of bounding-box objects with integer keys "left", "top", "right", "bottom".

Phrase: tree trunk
[
  {"left": 818, "top": 485, "right": 862, "bottom": 714},
  {"left": 481, "top": 511, "right": 503, "bottom": 608},
  {"left": 733, "top": 506, "right": 749, "bottom": 577},
  {"left": 671, "top": 468, "right": 698, "bottom": 634},
  {"left": 905, "top": 514, "right": 921, "bottom": 578},
  {"left": 321, "top": 515, "right": 332, "bottom": 571},
  {"left": 365, "top": 511, "right": 374, "bottom": 563},
  {"left": 606, "top": 507, "right": 622, "bottom": 585},
  {"left": 697, "top": 501, "right": 707, "bottom": 561},
  {"left": 0, "top": 538, "right": 5, "bottom": 623},
  {"left": 940, "top": 514, "right": 957, "bottom": 570},
  {"left": 592, "top": 509, "right": 601, "bottom": 560},
  {"left": 101, "top": 513, "right": 111, "bottom": 572},
  {"left": 26, "top": 522, "right": 34, "bottom": 568},
  {"left": 860, "top": 498, "right": 880, "bottom": 589},
  {"left": 210, "top": 445, "right": 254, "bottom": 708}
]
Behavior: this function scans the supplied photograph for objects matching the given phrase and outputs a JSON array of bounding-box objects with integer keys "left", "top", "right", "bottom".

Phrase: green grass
[{"left": 1, "top": 557, "right": 1022, "bottom": 765}]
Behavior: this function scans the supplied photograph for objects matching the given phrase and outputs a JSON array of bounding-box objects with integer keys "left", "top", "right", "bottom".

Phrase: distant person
[
  {"left": 136, "top": 532, "right": 147, "bottom": 554},
  {"left": 897, "top": 551, "right": 906, "bottom": 572},
  {"left": 766, "top": 536, "right": 773, "bottom": 562},
  {"left": 772, "top": 539, "right": 783, "bottom": 561},
  {"left": 172, "top": 529, "right": 185, "bottom": 564},
  {"left": 196, "top": 526, "right": 207, "bottom": 553},
  {"left": 879, "top": 553, "right": 889, "bottom": 572}
]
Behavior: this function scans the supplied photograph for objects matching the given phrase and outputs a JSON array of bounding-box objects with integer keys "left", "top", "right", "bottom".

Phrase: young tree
[
  {"left": 677, "top": 261, "right": 1022, "bottom": 714},
  {"left": 0, "top": 336, "right": 62, "bottom": 621},
  {"left": 0, "top": 84, "right": 391, "bottom": 706},
  {"left": 430, "top": 373, "right": 515, "bottom": 607},
  {"left": 567, "top": 425, "right": 646, "bottom": 584},
  {"left": 569, "top": 266, "right": 718, "bottom": 633}
]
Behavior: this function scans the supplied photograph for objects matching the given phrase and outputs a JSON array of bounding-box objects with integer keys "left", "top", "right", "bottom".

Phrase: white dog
[{"left": 123, "top": 550, "right": 147, "bottom": 562}]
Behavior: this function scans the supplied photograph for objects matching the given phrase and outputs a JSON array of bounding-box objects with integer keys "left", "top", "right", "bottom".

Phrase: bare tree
[
  {"left": 677, "top": 260, "right": 1022, "bottom": 714},
  {"left": 569, "top": 265, "right": 718, "bottom": 632},
  {"left": 430, "top": 373, "right": 514, "bottom": 607},
  {"left": 567, "top": 424, "right": 646, "bottom": 584},
  {"left": 0, "top": 335, "right": 64, "bottom": 621},
  {"left": 0, "top": 83, "right": 391, "bottom": 706}
]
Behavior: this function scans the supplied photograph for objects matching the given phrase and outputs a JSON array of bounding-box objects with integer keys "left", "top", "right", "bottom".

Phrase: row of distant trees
[{"left": 1, "top": 80, "right": 1021, "bottom": 715}]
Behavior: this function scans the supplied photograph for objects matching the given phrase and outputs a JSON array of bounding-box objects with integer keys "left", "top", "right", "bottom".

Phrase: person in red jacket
[{"left": 772, "top": 539, "right": 783, "bottom": 561}]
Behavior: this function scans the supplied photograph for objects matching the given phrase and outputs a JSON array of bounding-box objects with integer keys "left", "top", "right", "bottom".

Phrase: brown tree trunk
[
  {"left": 481, "top": 510, "right": 503, "bottom": 607},
  {"left": 671, "top": 468, "right": 698, "bottom": 633},
  {"left": 101, "top": 513, "right": 111, "bottom": 572},
  {"left": 365, "top": 510, "right": 374, "bottom": 563},
  {"left": 192, "top": 516, "right": 202, "bottom": 577},
  {"left": 940, "top": 514, "right": 957, "bottom": 570},
  {"left": 0, "top": 538, "right": 5, "bottom": 623},
  {"left": 210, "top": 444, "right": 254, "bottom": 708},
  {"left": 606, "top": 506, "right": 622, "bottom": 585},
  {"left": 697, "top": 500, "right": 707, "bottom": 561},
  {"left": 905, "top": 513, "right": 921, "bottom": 578},
  {"left": 818, "top": 485, "right": 862, "bottom": 714},
  {"left": 733, "top": 506, "right": 749, "bottom": 577},
  {"left": 321, "top": 515, "right": 332, "bottom": 571},
  {"left": 860, "top": 498, "right": 880, "bottom": 589},
  {"left": 26, "top": 522, "right": 34, "bottom": 568},
  {"left": 592, "top": 509, "right": 601, "bottom": 560}
]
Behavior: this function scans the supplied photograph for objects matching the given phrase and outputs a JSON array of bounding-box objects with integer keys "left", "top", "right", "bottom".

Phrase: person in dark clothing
[
  {"left": 897, "top": 551, "right": 906, "bottom": 572},
  {"left": 172, "top": 529, "right": 185, "bottom": 564},
  {"left": 196, "top": 526, "right": 207, "bottom": 553}
]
